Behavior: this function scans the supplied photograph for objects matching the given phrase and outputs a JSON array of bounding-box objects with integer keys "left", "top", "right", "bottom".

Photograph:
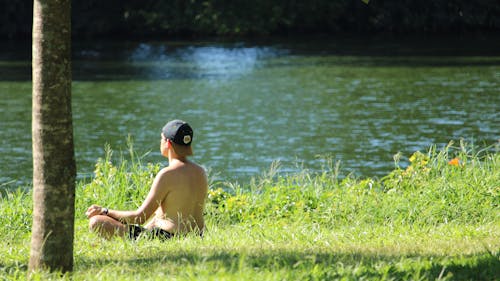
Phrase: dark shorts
[{"left": 128, "top": 225, "right": 174, "bottom": 241}]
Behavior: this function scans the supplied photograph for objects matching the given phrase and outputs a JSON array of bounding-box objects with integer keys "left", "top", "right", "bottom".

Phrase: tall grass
[
  {"left": 207, "top": 141, "right": 499, "bottom": 228},
  {"left": 1, "top": 141, "right": 499, "bottom": 280},
  {"left": 76, "top": 142, "right": 160, "bottom": 215}
]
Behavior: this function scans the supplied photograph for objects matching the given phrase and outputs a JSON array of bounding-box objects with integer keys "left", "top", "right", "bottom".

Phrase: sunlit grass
[{"left": 1, "top": 141, "right": 499, "bottom": 280}]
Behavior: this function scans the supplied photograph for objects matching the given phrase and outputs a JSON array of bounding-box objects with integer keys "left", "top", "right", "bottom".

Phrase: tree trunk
[{"left": 29, "top": 0, "right": 75, "bottom": 273}]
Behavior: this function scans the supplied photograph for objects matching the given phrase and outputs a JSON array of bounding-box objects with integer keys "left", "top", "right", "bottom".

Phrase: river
[{"left": 1, "top": 37, "right": 499, "bottom": 188}]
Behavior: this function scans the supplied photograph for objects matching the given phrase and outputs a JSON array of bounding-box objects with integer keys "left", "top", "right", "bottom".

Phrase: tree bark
[{"left": 29, "top": 0, "right": 75, "bottom": 273}]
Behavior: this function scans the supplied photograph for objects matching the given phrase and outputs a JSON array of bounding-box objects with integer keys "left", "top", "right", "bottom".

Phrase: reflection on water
[
  {"left": 182, "top": 46, "right": 281, "bottom": 79},
  {"left": 86, "top": 42, "right": 286, "bottom": 81},
  {"left": 1, "top": 39, "right": 500, "bottom": 188}
]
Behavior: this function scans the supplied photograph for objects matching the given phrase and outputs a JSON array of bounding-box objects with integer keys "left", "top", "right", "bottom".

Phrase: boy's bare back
[{"left": 150, "top": 159, "right": 208, "bottom": 234}]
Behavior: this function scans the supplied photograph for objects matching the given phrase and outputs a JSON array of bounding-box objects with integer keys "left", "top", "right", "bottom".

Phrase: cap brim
[{"left": 172, "top": 143, "right": 193, "bottom": 156}]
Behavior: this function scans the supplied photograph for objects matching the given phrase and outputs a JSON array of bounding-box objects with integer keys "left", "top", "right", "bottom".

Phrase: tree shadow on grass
[{"left": 76, "top": 248, "right": 500, "bottom": 280}]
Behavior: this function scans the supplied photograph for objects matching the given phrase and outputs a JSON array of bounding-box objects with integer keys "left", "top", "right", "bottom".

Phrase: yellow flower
[{"left": 409, "top": 151, "right": 429, "bottom": 166}]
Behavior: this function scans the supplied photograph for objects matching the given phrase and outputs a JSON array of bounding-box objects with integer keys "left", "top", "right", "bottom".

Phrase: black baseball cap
[{"left": 162, "top": 119, "right": 193, "bottom": 156}]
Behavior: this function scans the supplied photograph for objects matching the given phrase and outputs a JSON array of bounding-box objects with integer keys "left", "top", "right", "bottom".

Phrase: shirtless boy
[{"left": 85, "top": 120, "right": 208, "bottom": 240}]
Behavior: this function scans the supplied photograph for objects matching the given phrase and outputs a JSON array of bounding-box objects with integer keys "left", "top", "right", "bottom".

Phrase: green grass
[{"left": 1, "top": 141, "right": 499, "bottom": 280}]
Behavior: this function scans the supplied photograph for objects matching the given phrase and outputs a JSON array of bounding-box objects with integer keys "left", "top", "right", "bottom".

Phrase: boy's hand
[{"left": 86, "top": 204, "right": 104, "bottom": 218}]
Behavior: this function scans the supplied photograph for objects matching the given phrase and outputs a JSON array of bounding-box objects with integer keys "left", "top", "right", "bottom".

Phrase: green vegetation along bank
[
  {"left": 2, "top": 0, "right": 500, "bottom": 40},
  {"left": 1, "top": 141, "right": 499, "bottom": 280}
]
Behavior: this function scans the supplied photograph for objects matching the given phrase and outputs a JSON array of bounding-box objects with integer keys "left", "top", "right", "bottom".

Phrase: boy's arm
[{"left": 86, "top": 169, "right": 170, "bottom": 224}]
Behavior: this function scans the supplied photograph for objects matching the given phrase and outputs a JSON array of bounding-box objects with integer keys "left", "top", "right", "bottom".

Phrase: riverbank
[{"left": 1, "top": 142, "right": 499, "bottom": 280}]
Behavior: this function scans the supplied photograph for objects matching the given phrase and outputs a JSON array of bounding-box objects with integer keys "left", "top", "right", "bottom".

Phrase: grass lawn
[{"left": 1, "top": 142, "right": 499, "bottom": 280}]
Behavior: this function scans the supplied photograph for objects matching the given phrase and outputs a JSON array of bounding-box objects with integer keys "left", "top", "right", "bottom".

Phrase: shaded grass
[{"left": 1, "top": 141, "right": 499, "bottom": 280}]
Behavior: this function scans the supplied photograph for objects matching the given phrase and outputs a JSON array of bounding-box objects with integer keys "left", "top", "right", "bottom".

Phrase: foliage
[
  {"left": 1, "top": 142, "right": 499, "bottom": 280},
  {"left": 2, "top": 0, "right": 500, "bottom": 40}
]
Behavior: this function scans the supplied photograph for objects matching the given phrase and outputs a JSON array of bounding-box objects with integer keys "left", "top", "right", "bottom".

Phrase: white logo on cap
[{"left": 183, "top": 135, "right": 191, "bottom": 144}]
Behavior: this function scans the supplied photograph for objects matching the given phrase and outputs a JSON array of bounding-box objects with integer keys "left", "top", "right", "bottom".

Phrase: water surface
[{"left": 1, "top": 38, "right": 499, "bottom": 188}]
